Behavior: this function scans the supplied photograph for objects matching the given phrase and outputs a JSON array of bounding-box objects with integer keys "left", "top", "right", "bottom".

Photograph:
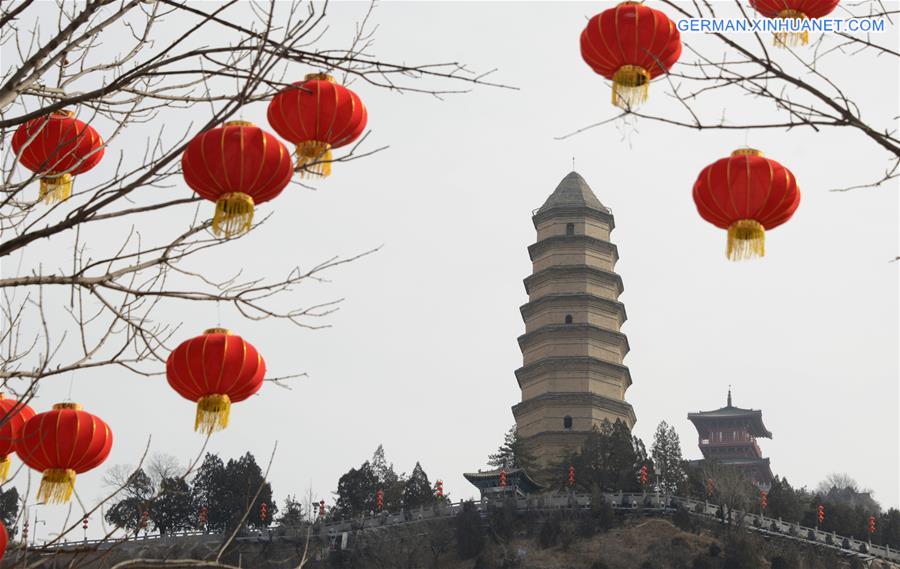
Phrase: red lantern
[
  {"left": 259, "top": 501, "right": 268, "bottom": 523},
  {"left": 706, "top": 478, "right": 714, "bottom": 497},
  {"left": 199, "top": 505, "right": 208, "bottom": 527},
  {"left": 639, "top": 465, "right": 649, "bottom": 486},
  {"left": 692, "top": 148, "right": 800, "bottom": 261},
  {"left": 267, "top": 73, "right": 368, "bottom": 178},
  {"left": 499, "top": 469, "right": 508, "bottom": 489},
  {"left": 0, "top": 519, "right": 7, "bottom": 561},
  {"left": 18, "top": 402, "right": 113, "bottom": 503},
  {"left": 181, "top": 121, "right": 293, "bottom": 237},
  {"left": 0, "top": 393, "right": 35, "bottom": 482},
  {"left": 165, "top": 328, "right": 266, "bottom": 434},
  {"left": 376, "top": 489, "right": 384, "bottom": 511},
  {"left": 568, "top": 465, "right": 576, "bottom": 487},
  {"left": 11, "top": 110, "right": 104, "bottom": 203},
  {"left": 817, "top": 504, "right": 825, "bottom": 524},
  {"left": 750, "top": 0, "right": 839, "bottom": 46},
  {"left": 319, "top": 500, "right": 326, "bottom": 517},
  {"left": 869, "top": 515, "right": 876, "bottom": 535},
  {"left": 581, "top": 2, "right": 682, "bottom": 108},
  {"left": 436, "top": 479, "right": 444, "bottom": 500},
  {"left": 760, "top": 490, "right": 768, "bottom": 511}
]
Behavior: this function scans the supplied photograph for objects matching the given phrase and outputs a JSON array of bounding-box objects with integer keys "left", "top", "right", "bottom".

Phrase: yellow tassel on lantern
[
  {"left": 213, "top": 192, "right": 254, "bottom": 238},
  {"left": 0, "top": 455, "right": 10, "bottom": 482},
  {"left": 39, "top": 173, "right": 73, "bottom": 203},
  {"left": 774, "top": 9, "right": 809, "bottom": 47},
  {"left": 38, "top": 468, "right": 77, "bottom": 504},
  {"left": 296, "top": 141, "right": 332, "bottom": 178},
  {"left": 195, "top": 394, "right": 231, "bottom": 434},
  {"left": 727, "top": 219, "right": 766, "bottom": 261},
  {"left": 611, "top": 65, "right": 651, "bottom": 109}
]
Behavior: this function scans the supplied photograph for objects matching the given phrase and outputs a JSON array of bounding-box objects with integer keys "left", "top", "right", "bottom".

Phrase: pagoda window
[
  {"left": 563, "top": 416, "right": 573, "bottom": 430},
  {"left": 565, "top": 314, "right": 573, "bottom": 324},
  {"left": 566, "top": 223, "right": 575, "bottom": 236}
]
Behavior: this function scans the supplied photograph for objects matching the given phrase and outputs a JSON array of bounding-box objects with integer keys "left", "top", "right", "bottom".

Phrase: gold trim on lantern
[
  {"left": 727, "top": 219, "right": 766, "bottom": 261},
  {"left": 53, "top": 402, "right": 84, "bottom": 411},
  {"left": 212, "top": 192, "right": 255, "bottom": 238},
  {"left": 223, "top": 120, "right": 254, "bottom": 128},
  {"left": 39, "top": 173, "right": 73, "bottom": 204},
  {"left": 611, "top": 65, "right": 651, "bottom": 109},
  {"left": 195, "top": 394, "right": 231, "bottom": 434},
  {"left": 731, "top": 148, "right": 764, "bottom": 157},
  {"left": 304, "top": 72, "right": 336, "bottom": 83},
  {"left": 203, "top": 327, "right": 232, "bottom": 335},
  {"left": 296, "top": 141, "right": 333, "bottom": 178},
  {"left": 774, "top": 9, "right": 809, "bottom": 47},
  {"left": 51, "top": 110, "right": 75, "bottom": 118},
  {"left": 38, "top": 468, "right": 77, "bottom": 503}
]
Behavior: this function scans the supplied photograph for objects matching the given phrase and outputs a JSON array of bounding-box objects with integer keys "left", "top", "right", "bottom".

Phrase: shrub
[
  {"left": 560, "top": 520, "right": 578, "bottom": 550},
  {"left": 455, "top": 500, "right": 484, "bottom": 560},
  {"left": 578, "top": 514, "right": 596, "bottom": 538},
  {"left": 593, "top": 499, "right": 617, "bottom": 531},
  {"left": 673, "top": 506, "right": 695, "bottom": 533},
  {"left": 691, "top": 557, "right": 713, "bottom": 569},
  {"left": 591, "top": 562, "right": 611, "bottom": 569},
  {"left": 770, "top": 554, "right": 799, "bottom": 569},
  {"left": 538, "top": 515, "right": 561, "bottom": 549},
  {"left": 708, "top": 542, "right": 722, "bottom": 557},
  {"left": 723, "top": 535, "right": 760, "bottom": 569}
]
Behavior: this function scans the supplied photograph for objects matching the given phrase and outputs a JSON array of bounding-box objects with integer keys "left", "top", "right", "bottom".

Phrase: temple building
[
  {"left": 512, "top": 171, "right": 636, "bottom": 466},
  {"left": 687, "top": 390, "right": 774, "bottom": 489}
]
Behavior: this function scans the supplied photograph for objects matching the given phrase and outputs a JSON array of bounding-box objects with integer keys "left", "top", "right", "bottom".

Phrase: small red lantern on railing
[
  {"left": 199, "top": 505, "right": 208, "bottom": 528},
  {"left": 436, "top": 479, "right": 444, "bottom": 501},
  {"left": 568, "top": 465, "right": 576, "bottom": 487},
  {"left": 82, "top": 518, "right": 88, "bottom": 531},
  {"left": 318, "top": 500, "right": 326, "bottom": 518},
  {"left": 706, "top": 478, "right": 714, "bottom": 498},
  {"left": 499, "top": 469, "right": 507, "bottom": 489},
  {"left": 639, "top": 465, "right": 648, "bottom": 486},
  {"left": 139, "top": 509, "right": 149, "bottom": 530},
  {"left": 259, "top": 501, "right": 268, "bottom": 524},
  {"left": 817, "top": 504, "right": 825, "bottom": 525},
  {"left": 376, "top": 489, "right": 384, "bottom": 511},
  {"left": 760, "top": 490, "right": 768, "bottom": 512},
  {"left": 868, "top": 515, "right": 876, "bottom": 535}
]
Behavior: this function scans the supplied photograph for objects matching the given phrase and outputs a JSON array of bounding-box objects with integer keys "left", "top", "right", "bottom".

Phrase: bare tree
[
  {"left": 561, "top": 0, "right": 898, "bottom": 192},
  {"left": 0, "top": 0, "right": 499, "bottom": 565}
]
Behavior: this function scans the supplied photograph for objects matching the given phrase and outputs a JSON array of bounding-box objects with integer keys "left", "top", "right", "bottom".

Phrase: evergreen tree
[
  {"left": 191, "top": 453, "right": 227, "bottom": 532},
  {"left": 566, "top": 419, "right": 645, "bottom": 492},
  {"left": 651, "top": 421, "right": 687, "bottom": 494},
  {"left": 222, "top": 452, "right": 277, "bottom": 530},
  {"left": 401, "top": 462, "right": 433, "bottom": 509},
  {"left": 488, "top": 425, "right": 535, "bottom": 471},
  {"left": 105, "top": 469, "right": 154, "bottom": 532},
  {"left": 334, "top": 460, "right": 379, "bottom": 517},
  {"left": 0, "top": 487, "right": 19, "bottom": 533},
  {"left": 766, "top": 476, "right": 806, "bottom": 523},
  {"left": 370, "top": 444, "right": 403, "bottom": 510},
  {"left": 151, "top": 477, "right": 196, "bottom": 535},
  {"left": 277, "top": 495, "right": 305, "bottom": 527}
]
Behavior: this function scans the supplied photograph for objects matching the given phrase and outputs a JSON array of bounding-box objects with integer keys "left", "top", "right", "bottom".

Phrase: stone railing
[{"left": 36, "top": 493, "right": 899, "bottom": 564}]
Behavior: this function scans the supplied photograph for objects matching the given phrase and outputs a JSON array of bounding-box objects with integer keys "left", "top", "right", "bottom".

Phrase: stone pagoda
[
  {"left": 687, "top": 389, "right": 774, "bottom": 489},
  {"left": 512, "top": 171, "right": 636, "bottom": 466}
]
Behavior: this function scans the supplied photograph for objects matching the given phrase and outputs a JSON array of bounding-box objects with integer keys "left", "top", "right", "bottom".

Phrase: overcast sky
[{"left": 3, "top": 1, "right": 898, "bottom": 542}]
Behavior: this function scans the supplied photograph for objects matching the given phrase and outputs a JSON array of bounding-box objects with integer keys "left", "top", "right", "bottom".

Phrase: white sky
[{"left": 2, "top": 1, "right": 898, "bottom": 542}]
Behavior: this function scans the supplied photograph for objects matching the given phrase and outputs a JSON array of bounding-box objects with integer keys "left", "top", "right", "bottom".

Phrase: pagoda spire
[{"left": 727, "top": 386, "right": 732, "bottom": 407}]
